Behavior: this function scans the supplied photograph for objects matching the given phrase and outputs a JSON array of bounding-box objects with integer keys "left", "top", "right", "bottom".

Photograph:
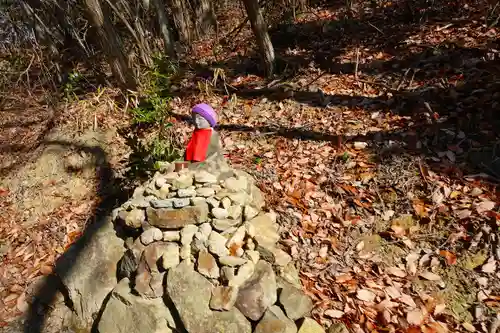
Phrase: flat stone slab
[{"left": 146, "top": 205, "right": 208, "bottom": 229}]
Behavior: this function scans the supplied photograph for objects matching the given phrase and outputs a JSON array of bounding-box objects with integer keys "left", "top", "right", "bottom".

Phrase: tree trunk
[
  {"left": 151, "top": 0, "right": 177, "bottom": 58},
  {"left": 169, "top": 0, "right": 193, "bottom": 44},
  {"left": 192, "top": 0, "right": 216, "bottom": 33},
  {"left": 83, "top": 0, "right": 137, "bottom": 89},
  {"left": 241, "top": 0, "right": 275, "bottom": 76}
]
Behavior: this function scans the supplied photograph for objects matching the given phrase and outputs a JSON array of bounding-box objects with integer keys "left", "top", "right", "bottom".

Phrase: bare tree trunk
[
  {"left": 192, "top": 0, "right": 216, "bottom": 33},
  {"left": 151, "top": 0, "right": 177, "bottom": 58},
  {"left": 83, "top": 0, "right": 136, "bottom": 89},
  {"left": 241, "top": 0, "right": 275, "bottom": 76},
  {"left": 170, "top": 0, "right": 193, "bottom": 44}
]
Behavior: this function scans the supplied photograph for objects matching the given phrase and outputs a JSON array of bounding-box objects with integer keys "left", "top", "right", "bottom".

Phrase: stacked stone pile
[{"left": 100, "top": 165, "right": 325, "bottom": 333}]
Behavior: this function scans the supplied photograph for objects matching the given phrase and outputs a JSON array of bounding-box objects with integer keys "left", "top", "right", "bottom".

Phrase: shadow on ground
[{"left": 21, "top": 140, "right": 133, "bottom": 333}]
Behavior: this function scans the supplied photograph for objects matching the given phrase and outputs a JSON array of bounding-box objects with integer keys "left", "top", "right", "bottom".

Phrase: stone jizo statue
[{"left": 185, "top": 103, "right": 223, "bottom": 163}]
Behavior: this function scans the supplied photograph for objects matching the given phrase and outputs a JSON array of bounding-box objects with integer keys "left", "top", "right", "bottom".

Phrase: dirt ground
[{"left": 1, "top": 0, "right": 500, "bottom": 332}]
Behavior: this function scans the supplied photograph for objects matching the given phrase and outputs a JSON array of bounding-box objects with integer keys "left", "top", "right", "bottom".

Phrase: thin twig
[
  {"left": 354, "top": 48, "right": 360, "bottom": 79},
  {"left": 396, "top": 68, "right": 411, "bottom": 91},
  {"left": 367, "top": 21, "right": 384, "bottom": 34}
]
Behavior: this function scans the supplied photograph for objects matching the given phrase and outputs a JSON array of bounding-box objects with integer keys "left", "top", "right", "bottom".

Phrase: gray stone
[
  {"left": 243, "top": 205, "right": 259, "bottom": 221},
  {"left": 195, "top": 170, "right": 218, "bottom": 183},
  {"left": 173, "top": 197, "right": 190, "bottom": 208},
  {"left": 164, "top": 172, "right": 179, "bottom": 183},
  {"left": 220, "top": 256, "right": 248, "bottom": 267},
  {"left": 180, "top": 244, "right": 191, "bottom": 261},
  {"left": 161, "top": 243, "right": 180, "bottom": 270},
  {"left": 55, "top": 217, "right": 124, "bottom": 329},
  {"left": 229, "top": 192, "right": 251, "bottom": 206},
  {"left": 273, "top": 248, "right": 292, "bottom": 267},
  {"left": 244, "top": 222, "right": 256, "bottom": 238},
  {"left": 118, "top": 209, "right": 145, "bottom": 228},
  {"left": 212, "top": 219, "right": 241, "bottom": 231},
  {"left": 235, "top": 260, "right": 277, "bottom": 321},
  {"left": 211, "top": 184, "right": 222, "bottom": 191},
  {"left": 98, "top": 278, "right": 175, "bottom": 333},
  {"left": 245, "top": 250, "right": 260, "bottom": 264},
  {"left": 166, "top": 261, "right": 213, "bottom": 332},
  {"left": 208, "top": 231, "right": 230, "bottom": 257},
  {"left": 135, "top": 243, "right": 169, "bottom": 298},
  {"left": 216, "top": 191, "right": 251, "bottom": 206},
  {"left": 327, "top": 323, "right": 349, "bottom": 333},
  {"left": 141, "top": 227, "right": 163, "bottom": 245},
  {"left": 178, "top": 188, "right": 197, "bottom": 197},
  {"left": 224, "top": 177, "right": 249, "bottom": 192},
  {"left": 246, "top": 238, "right": 256, "bottom": 250},
  {"left": 199, "top": 223, "right": 212, "bottom": 238},
  {"left": 249, "top": 213, "right": 280, "bottom": 250},
  {"left": 298, "top": 318, "right": 325, "bottom": 333},
  {"left": 151, "top": 199, "right": 174, "bottom": 208},
  {"left": 181, "top": 224, "right": 198, "bottom": 246},
  {"left": 129, "top": 195, "right": 152, "bottom": 208},
  {"left": 227, "top": 205, "right": 243, "bottom": 219},
  {"left": 226, "top": 226, "right": 246, "bottom": 249},
  {"left": 250, "top": 184, "right": 266, "bottom": 210},
  {"left": 163, "top": 231, "right": 180, "bottom": 242},
  {"left": 210, "top": 308, "right": 252, "bottom": 333},
  {"left": 255, "top": 306, "right": 297, "bottom": 333},
  {"left": 229, "top": 260, "right": 255, "bottom": 287},
  {"left": 210, "top": 286, "right": 238, "bottom": 310},
  {"left": 197, "top": 250, "right": 220, "bottom": 279},
  {"left": 221, "top": 197, "right": 231, "bottom": 209},
  {"left": 133, "top": 185, "right": 145, "bottom": 197},
  {"left": 280, "top": 262, "right": 302, "bottom": 289},
  {"left": 197, "top": 187, "right": 216, "bottom": 197},
  {"left": 279, "top": 282, "right": 314, "bottom": 320},
  {"left": 205, "top": 196, "right": 220, "bottom": 208},
  {"left": 155, "top": 176, "right": 167, "bottom": 188},
  {"left": 221, "top": 266, "right": 235, "bottom": 283},
  {"left": 146, "top": 205, "right": 209, "bottom": 229},
  {"left": 158, "top": 185, "right": 170, "bottom": 199},
  {"left": 191, "top": 197, "right": 207, "bottom": 206},
  {"left": 212, "top": 207, "right": 229, "bottom": 219},
  {"left": 173, "top": 174, "right": 194, "bottom": 189}
]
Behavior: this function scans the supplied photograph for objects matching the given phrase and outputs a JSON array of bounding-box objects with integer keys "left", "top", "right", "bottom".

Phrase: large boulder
[
  {"left": 279, "top": 282, "right": 314, "bottom": 320},
  {"left": 55, "top": 217, "right": 124, "bottom": 330},
  {"left": 255, "top": 305, "right": 297, "bottom": 333},
  {"left": 210, "top": 308, "right": 252, "bottom": 333},
  {"left": 98, "top": 278, "right": 176, "bottom": 333},
  {"left": 166, "top": 260, "right": 213, "bottom": 332},
  {"left": 235, "top": 260, "right": 277, "bottom": 321}
]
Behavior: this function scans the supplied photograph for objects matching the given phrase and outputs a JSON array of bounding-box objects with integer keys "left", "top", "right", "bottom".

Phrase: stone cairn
[{"left": 98, "top": 161, "right": 324, "bottom": 333}]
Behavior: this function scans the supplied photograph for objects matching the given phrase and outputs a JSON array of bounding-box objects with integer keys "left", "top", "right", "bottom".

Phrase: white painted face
[{"left": 193, "top": 113, "right": 211, "bottom": 129}]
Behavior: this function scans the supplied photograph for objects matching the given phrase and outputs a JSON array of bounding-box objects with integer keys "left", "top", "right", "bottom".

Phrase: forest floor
[{"left": 1, "top": 0, "right": 500, "bottom": 332}]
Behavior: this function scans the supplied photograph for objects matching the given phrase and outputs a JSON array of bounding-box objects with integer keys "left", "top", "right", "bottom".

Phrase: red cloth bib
[{"left": 185, "top": 128, "right": 212, "bottom": 162}]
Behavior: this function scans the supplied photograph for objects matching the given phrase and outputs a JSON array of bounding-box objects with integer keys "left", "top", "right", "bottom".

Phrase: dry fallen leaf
[
  {"left": 481, "top": 258, "right": 497, "bottom": 273},
  {"left": 399, "top": 293, "right": 417, "bottom": 308},
  {"left": 324, "top": 309, "right": 344, "bottom": 318},
  {"left": 434, "top": 303, "right": 446, "bottom": 315},
  {"left": 353, "top": 141, "right": 368, "bottom": 150},
  {"left": 475, "top": 200, "right": 495, "bottom": 214},
  {"left": 407, "top": 308, "right": 425, "bottom": 326},
  {"left": 455, "top": 209, "right": 472, "bottom": 219},
  {"left": 439, "top": 250, "right": 457, "bottom": 265},
  {"left": 387, "top": 266, "right": 407, "bottom": 277},
  {"left": 357, "top": 289, "right": 376, "bottom": 302},
  {"left": 420, "top": 271, "right": 442, "bottom": 281},
  {"left": 432, "top": 190, "right": 444, "bottom": 205}
]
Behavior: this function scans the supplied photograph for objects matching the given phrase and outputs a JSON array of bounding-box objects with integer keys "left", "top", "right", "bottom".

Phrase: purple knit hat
[{"left": 192, "top": 103, "right": 217, "bottom": 127}]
